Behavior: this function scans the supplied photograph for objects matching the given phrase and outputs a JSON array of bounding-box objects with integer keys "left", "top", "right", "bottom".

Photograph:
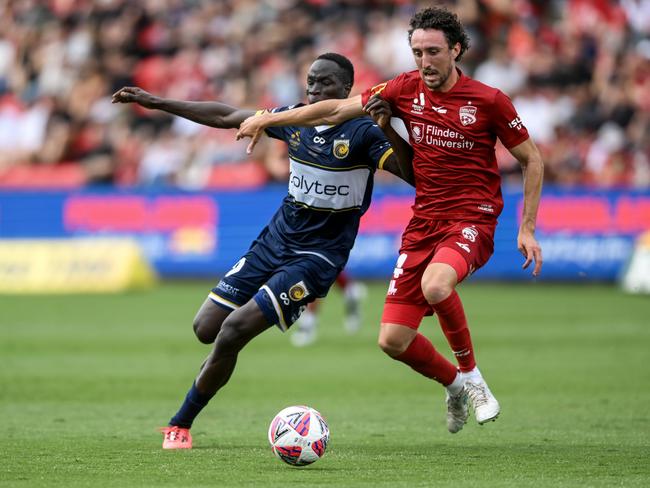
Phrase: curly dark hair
[
  {"left": 315, "top": 52, "right": 354, "bottom": 88},
  {"left": 408, "top": 7, "right": 470, "bottom": 62}
]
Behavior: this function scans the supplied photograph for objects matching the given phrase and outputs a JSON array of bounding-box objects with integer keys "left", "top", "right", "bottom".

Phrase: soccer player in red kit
[{"left": 237, "top": 7, "right": 543, "bottom": 434}]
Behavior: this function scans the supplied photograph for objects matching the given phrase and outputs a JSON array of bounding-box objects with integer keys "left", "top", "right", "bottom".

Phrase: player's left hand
[
  {"left": 363, "top": 94, "right": 391, "bottom": 128},
  {"left": 518, "top": 228, "right": 542, "bottom": 276},
  {"left": 236, "top": 115, "right": 267, "bottom": 154}
]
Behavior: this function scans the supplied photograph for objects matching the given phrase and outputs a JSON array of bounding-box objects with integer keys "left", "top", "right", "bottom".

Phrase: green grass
[{"left": 1, "top": 282, "right": 649, "bottom": 487}]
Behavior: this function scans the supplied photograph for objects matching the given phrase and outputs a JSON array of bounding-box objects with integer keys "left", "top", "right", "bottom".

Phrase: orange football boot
[{"left": 160, "top": 426, "right": 192, "bottom": 449}]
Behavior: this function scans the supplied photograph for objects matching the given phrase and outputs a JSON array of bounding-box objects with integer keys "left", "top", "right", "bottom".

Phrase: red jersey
[{"left": 362, "top": 69, "right": 529, "bottom": 220}]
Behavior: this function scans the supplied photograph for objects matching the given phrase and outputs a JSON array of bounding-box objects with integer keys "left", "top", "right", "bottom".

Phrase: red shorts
[{"left": 381, "top": 216, "right": 496, "bottom": 329}]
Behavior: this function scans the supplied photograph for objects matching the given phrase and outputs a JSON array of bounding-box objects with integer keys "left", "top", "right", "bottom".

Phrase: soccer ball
[{"left": 268, "top": 405, "right": 329, "bottom": 467}]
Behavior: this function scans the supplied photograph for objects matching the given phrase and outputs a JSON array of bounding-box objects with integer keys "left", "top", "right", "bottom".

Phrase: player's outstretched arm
[
  {"left": 509, "top": 137, "right": 544, "bottom": 276},
  {"left": 364, "top": 95, "right": 415, "bottom": 187},
  {"left": 111, "top": 86, "right": 255, "bottom": 129},
  {"left": 237, "top": 95, "right": 364, "bottom": 154}
]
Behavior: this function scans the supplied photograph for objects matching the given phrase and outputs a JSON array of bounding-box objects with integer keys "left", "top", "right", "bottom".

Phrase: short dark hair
[
  {"left": 408, "top": 7, "right": 470, "bottom": 62},
  {"left": 315, "top": 52, "right": 354, "bottom": 87}
]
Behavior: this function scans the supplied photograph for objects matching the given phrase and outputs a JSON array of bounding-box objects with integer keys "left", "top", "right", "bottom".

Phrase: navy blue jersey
[{"left": 260, "top": 104, "right": 393, "bottom": 269}]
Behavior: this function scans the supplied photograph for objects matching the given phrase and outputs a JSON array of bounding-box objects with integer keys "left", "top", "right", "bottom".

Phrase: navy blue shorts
[{"left": 209, "top": 229, "right": 341, "bottom": 331}]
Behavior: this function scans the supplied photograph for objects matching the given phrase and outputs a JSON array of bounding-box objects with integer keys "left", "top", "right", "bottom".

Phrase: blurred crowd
[{"left": 0, "top": 0, "right": 648, "bottom": 189}]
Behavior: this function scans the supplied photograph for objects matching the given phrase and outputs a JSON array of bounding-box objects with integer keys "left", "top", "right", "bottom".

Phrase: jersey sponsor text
[
  {"left": 288, "top": 159, "right": 370, "bottom": 210},
  {"left": 410, "top": 122, "right": 475, "bottom": 150}
]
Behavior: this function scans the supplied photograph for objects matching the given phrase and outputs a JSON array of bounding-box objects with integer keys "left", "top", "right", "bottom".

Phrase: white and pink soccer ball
[{"left": 268, "top": 405, "right": 330, "bottom": 467}]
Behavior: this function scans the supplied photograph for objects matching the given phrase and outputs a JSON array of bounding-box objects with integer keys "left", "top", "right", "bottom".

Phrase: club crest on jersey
[
  {"left": 462, "top": 226, "right": 478, "bottom": 242},
  {"left": 459, "top": 105, "right": 477, "bottom": 126},
  {"left": 333, "top": 139, "right": 350, "bottom": 159},
  {"left": 410, "top": 122, "right": 425, "bottom": 143},
  {"left": 288, "top": 281, "right": 310, "bottom": 301},
  {"left": 289, "top": 130, "right": 301, "bottom": 149}
]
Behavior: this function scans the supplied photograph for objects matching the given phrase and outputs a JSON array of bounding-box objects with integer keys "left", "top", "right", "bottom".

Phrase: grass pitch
[{"left": 1, "top": 281, "right": 649, "bottom": 487}]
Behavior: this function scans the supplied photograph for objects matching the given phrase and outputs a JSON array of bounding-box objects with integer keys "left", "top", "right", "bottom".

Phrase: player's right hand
[
  {"left": 111, "top": 86, "right": 157, "bottom": 108},
  {"left": 236, "top": 114, "right": 267, "bottom": 154},
  {"left": 363, "top": 94, "right": 391, "bottom": 128},
  {"left": 518, "top": 228, "right": 543, "bottom": 277}
]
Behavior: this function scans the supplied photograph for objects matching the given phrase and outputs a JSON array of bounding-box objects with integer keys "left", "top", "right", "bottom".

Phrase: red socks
[
  {"left": 336, "top": 272, "right": 349, "bottom": 289},
  {"left": 432, "top": 290, "right": 476, "bottom": 372},
  {"left": 394, "top": 333, "right": 458, "bottom": 386},
  {"left": 389, "top": 291, "right": 475, "bottom": 383}
]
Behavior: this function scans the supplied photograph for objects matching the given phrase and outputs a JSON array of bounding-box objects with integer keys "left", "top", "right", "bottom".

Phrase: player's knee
[
  {"left": 378, "top": 332, "right": 409, "bottom": 357},
  {"left": 193, "top": 317, "right": 214, "bottom": 344},
  {"left": 193, "top": 305, "right": 229, "bottom": 344},
  {"left": 421, "top": 280, "right": 453, "bottom": 304}
]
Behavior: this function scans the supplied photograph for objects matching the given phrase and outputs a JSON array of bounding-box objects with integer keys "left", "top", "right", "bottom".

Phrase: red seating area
[
  {"left": 0, "top": 161, "right": 270, "bottom": 190},
  {"left": 0, "top": 164, "right": 87, "bottom": 189},
  {"left": 204, "top": 160, "right": 270, "bottom": 190}
]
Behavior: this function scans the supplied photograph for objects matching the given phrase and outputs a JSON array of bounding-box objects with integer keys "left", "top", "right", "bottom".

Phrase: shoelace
[
  {"left": 447, "top": 393, "right": 464, "bottom": 410},
  {"left": 465, "top": 381, "right": 488, "bottom": 407},
  {"left": 161, "top": 426, "right": 183, "bottom": 442}
]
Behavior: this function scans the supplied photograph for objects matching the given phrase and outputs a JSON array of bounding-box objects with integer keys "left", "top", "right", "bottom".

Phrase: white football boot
[
  {"left": 445, "top": 386, "right": 469, "bottom": 433},
  {"left": 463, "top": 368, "right": 500, "bottom": 424}
]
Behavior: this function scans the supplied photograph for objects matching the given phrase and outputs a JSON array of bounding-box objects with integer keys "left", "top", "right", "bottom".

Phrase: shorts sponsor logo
[
  {"left": 456, "top": 242, "right": 470, "bottom": 253},
  {"left": 289, "top": 281, "right": 310, "bottom": 301},
  {"left": 333, "top": 139, "right": 350, "bottom": 159},
  {"left": 462, "top": 226, "right": 478, "bottom": 242},
  {"left": 387, "top": 253, "right": 407, "bottom": 295},
  {"left": 217, "top": 281, "right": 240, "bottom": 297},
  {"left": 459, "top": 105, "right": 477, "bottom": 126},
  {"left": 478, "top": 203, "right": 494, "bottom": 213}
]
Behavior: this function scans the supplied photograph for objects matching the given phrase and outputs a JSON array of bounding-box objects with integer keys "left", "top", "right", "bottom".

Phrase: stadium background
[{"left": 0, "top": 0, "right": 649, "bottom": 286}]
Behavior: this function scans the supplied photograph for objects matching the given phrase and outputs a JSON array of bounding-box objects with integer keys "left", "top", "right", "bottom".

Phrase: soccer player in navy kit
[
  {"left": 112, "top": 53, "right": 413, "bottom": 449},
  {"left": 238, "top": 8, "right": 544, "bottom": 435}
]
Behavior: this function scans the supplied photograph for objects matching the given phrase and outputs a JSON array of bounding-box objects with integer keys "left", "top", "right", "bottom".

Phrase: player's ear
[{"left": 451, "top": 42, "right": 461, "bottom": 61}]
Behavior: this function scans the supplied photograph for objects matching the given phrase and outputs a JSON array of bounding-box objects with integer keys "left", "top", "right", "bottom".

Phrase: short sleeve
[
  {"left": 259, "top": 105, "right": 303, "bottom": 141},
  {"left": 361, "top": 76, "right": 401, "bottom": 107},
  {"left": 491, "top": 90, "right": 529, "bottom": 149},
  {"left": 360, "top": 122, "right": 393, "bottom": 171}
]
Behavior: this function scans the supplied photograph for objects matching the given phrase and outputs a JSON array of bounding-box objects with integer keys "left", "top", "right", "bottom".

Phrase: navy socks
[{"left": 169, "top": 382, "right": 213, "bottom": 428}]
